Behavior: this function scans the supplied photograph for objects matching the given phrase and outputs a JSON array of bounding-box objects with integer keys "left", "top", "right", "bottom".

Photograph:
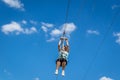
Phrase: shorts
[{"left": 56, "top": 58, "right": 67, "bottom": 66}]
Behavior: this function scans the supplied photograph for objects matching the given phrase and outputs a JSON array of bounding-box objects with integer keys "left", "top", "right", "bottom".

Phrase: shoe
[
  {"left": 62, "top": 70, "right": 65, "bottom": 76},
  {"left": 55, "top": 70, "right": 58, "bottom": 75}
]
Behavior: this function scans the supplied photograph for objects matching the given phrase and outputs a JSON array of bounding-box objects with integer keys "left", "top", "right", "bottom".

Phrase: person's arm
[
  {"left": 58, "top": 38, "right": 62, "bottom": 51},
  {"left": 58, "top": 45, "right": 61, "bottom": 51},
  {"left": 65, "top": 38, "right": 69, "bottom": 46},
  {"left": 65, "top": 38, "right": 69, "bottom": 52}
]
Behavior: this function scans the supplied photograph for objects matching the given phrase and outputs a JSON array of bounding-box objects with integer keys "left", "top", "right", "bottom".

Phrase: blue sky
[{"left": 0, "top": 0, "right": 120, "bottom": 80}]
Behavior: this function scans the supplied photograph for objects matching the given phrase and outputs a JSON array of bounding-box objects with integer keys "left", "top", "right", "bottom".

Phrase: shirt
[{"left": 58, "top": 50, "right": 69, "bottom": 60}]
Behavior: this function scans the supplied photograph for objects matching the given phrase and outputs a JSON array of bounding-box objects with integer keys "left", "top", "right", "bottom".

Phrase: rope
[
  {"left": 63, "top": 0, "right": 71, "bottom": 37},
  {"left": 81, "top": 9, "right": 120, "bottom": 80},
  {"left": 60, "top": 0, "right": 71, "bottom": 49}
]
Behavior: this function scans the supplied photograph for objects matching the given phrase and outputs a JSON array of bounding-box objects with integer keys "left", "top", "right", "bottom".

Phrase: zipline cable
[
  {"left": 63, "top": 0, "right": 71, "bottom": 37},
  {"left": 81, "top": 9, "right": 120, "bottom": 80}
]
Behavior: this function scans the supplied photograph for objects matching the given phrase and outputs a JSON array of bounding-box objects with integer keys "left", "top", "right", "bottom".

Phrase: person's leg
[
  {"left": 62, "top": 61, "right": 66, "bottom": 70},
  {"left": 55, "top": 60, "right": 61, "bottom": 75},
  {"left": 56, "top": 61, "right": 61, "bottom": 70},
  {"left": 61, "top": 61, "right": 66, "bottom": 76}
]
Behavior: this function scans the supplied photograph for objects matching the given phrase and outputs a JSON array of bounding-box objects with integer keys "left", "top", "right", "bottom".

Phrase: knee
[
  {"left": 62, "top": 62, "right": 66, "bottom": 66},
  {"left": 57, "top": 61, "right": 61, "bottom": 65}
]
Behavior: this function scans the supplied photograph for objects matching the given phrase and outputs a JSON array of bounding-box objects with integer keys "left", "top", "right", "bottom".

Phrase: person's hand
[
  {"left": 60, "top": 37, "right": 64, "bottom": 40},
  {"left": 65, "top": 38, "right": 68, "bottom": 41}
]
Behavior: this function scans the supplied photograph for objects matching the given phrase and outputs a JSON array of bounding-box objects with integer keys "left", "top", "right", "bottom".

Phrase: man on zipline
[{"left": 55, "top": 37, "right": 69, "bottom": 76}]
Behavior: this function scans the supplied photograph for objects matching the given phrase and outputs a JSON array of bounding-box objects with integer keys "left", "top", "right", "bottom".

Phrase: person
[{"left": 55, "top": 37, "right": 69, "bottom": 76}]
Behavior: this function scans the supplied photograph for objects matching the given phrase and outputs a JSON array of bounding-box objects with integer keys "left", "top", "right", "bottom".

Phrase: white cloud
[
  {"left": 41, "top": 22, "right": 54, "bottom": 33},
  {"left": 2, "top": 0, "right": 24, "bottom": 10},
  {"left": 61, "top": 23, "right": 76, "bottom": 34},
  {"left": 87, "top": 30, "right": 99, "bottom": 35},
  {"left": 41, "top": 22, "right": 76, "bottom": 42},
  {"left": 23, "top": 27, "right": 37, "bottom": 34},
  {"left": 41, "top": 22, "right": 54, "bottom": 28},
  {"left": 1, "top": 21, "right": 37, "bottom": 35},
  {"left": 47, "top": 37, "right": 55, "bottom": 42},
  {"left": 30, "top": 20, "right": 37, "bottom": 25},
  {"left": 113, "top": 32, "right": 120, "bottom": 44},
  {"left": 22, "top": 20, "right": 27, "bottom": 24},
  {"left": 41, "top": 26, "right": 48, "bottom": 32},
  {"left": 33, "top": 77, "right": 40, "bottom": 80},
  {"left": 50, "top": 29, "right": 62, "bottom": 37},
  {"left": 1, "top": 21, "right": 23, "bottom": 35},
  {"left": 112, "top": 5, "right": 120, "bottom": 10},
  {"left": 47, "top": 23, "right": 76, "bottom": 42},
  {"left": 50, "top": 23, "right": 76, "bottom": 37},
  {"left": 99, "top": 76, "right": 113, "bottom": 80}
]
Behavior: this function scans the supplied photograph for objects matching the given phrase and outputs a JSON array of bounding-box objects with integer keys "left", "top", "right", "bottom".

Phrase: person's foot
[
  {"left": 55, "top": 70, "right": 58, "bottom": 75},
  {"left": 61, "top": 70, "right": 65, "bottom": 76}
]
